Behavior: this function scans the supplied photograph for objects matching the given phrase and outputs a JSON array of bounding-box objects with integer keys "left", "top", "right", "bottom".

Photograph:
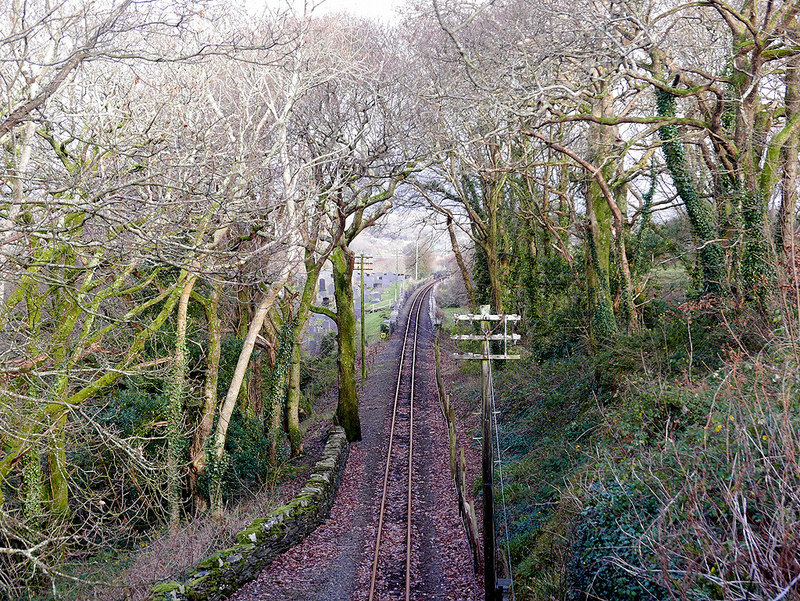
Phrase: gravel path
[{"left": 230, "top": 291, "right": 478, "bottom": 601}]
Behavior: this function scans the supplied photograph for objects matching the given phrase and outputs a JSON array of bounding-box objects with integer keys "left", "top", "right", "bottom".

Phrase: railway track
[{"left": 368, "top": 280, "right": 438, "bottom": 601}]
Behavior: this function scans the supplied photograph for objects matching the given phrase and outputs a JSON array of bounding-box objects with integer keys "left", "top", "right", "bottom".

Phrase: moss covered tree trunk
[
  {"left": 331, "top": 245, "right": 361, "bottom": 442},
  {"left": 287, "top": 341, "right": 303, "bottom": 456},
  {"left": 285, "top": 257, "right": 322, "bottom": 456},
  {"left": 22, "top": 448, "right": 43, "bottom": 525},
  {"left": 585, "top": 92, "right": 620, "bottom": 342},
  {"left": 40, "top": 248, "right": 97, "bottom": 523},
  {"left": 46, "top": 412, "right": 69, "bottom": 522},
  {"left": 485, "top": 220, "right": 505, "bottom": 314},
  {"left": 585, "top": 184, "right": 618, "bottom": 342},
  {"left": 481, "top": 160, "right": 509, "bottom": 314}
]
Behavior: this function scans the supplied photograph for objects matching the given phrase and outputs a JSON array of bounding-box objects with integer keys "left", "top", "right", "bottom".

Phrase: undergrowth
[
  {"left": 462, "top": 300, "right": 800, "bottom": 601},
  {"left": 18, "top": 344, "right": 340, "bottom": 601}
]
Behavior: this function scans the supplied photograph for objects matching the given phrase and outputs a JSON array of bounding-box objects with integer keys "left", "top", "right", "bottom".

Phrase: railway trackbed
[
  {"left": 367, "top": 281, "right": 476, "bottom": 601},
  {"left": 230, "top": 281, "right": 477, "bottom": 601}
]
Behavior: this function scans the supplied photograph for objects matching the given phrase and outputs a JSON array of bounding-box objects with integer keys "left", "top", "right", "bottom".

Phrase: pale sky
[
  {"left": 316, "top": 0, "right": 402, "bottom": 21},
  {"left": 249, "top": 0, "right": 404, "bottom": 22}
]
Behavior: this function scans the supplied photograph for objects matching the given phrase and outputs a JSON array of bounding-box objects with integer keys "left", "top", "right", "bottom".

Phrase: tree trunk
[
  {"left": 778, "top": 52, "right": 800, "bottom": 266},
  {"left": 656, "top": 88, "right": 727, "bottom": 295},
  {"left": 189, "top": 282, "right": 221, "bottom": 514},
  {"left": 166, "top": 275, "right": 196, "bottom": 530},
  {"left": 22, "top": 448, "right": 43, "bottom": 525},
  {"left": 331, "top": 245, "right": 361, "bottom": 442},
  {"left": 266, "top": 310, "right": 295, "bottom": 464},
  {"left": 447, "top": 215, "right": 475, "bottom": 309},
  {"left": 236, "top": 287, "right": 251, "bottom": 416},
  {"left": 585, "top": 93, "right": 620, "bottom": 342},
  {"left": 284, "top": 256, "right": 323, "bottom": 456},
  {"left": 485, "top": 239, "right": 504, "bottom": 314},
  {"left": 484, "top": 177, "right": 507, "bottom": 314},
  {"left": 268, "top": 387, "right": 283, "bottom": 464},
  {"left": 287, "top": 340, "right": 304, "bottom": 456},
  {"left": 585, "top": 183, "right": 618, "bottom": 342},
  {"left": 210, "top": 277, "right": 286, "bottom": 517},
  {"left": 46, "top": 412, "right": 70, "bottom": 522}
]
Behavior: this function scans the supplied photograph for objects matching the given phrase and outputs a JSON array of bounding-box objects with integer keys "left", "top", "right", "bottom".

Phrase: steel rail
[{"left": 368, "top": 281, "right": 436, "bottom": 601}]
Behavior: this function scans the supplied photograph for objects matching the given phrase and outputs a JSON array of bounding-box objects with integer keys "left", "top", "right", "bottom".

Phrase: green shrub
[
  {"left": 567, "top": 481, "right": 669, "bottom": 601},
  {"left": 99, "top": 386, "right": 169, "bottom": 440}
]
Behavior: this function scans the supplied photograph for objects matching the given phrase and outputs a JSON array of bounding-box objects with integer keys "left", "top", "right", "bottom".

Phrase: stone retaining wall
[{"left": 149, "top": 427, "right": 349, "bottom": 601}]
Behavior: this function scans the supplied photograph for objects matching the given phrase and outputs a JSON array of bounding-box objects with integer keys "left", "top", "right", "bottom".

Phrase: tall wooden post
[
  {"left": 394, "top": 250, "right": 399, "bottom": 304},
  {"left": 451, "top": 307, "right": 521, "bottom": 601},
  {"left": 415, "top": 239, "right": 419, "bottom": 280},
  {"left": 480, "top": 305, "right": 496, "bottom": 600},
  {"left": 357, "top": 254, "right": 372, "bottom": 382},
  {"left": 361, "top": 255, "right": 366, "bottom": 381}
]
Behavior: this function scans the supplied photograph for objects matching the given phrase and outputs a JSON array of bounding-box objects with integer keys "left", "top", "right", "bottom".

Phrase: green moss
[
  {"left": 196, "top": 550, "right": 229, "bottom": 570},
  {"left": 152, "top": 581, "right": 184, "bottom": 593},
  {"left": 150, "top": 581, "right": 185, "bottom": 601},
  {"left": 236, "top": 523, "right": 264, "bottom": 545}
]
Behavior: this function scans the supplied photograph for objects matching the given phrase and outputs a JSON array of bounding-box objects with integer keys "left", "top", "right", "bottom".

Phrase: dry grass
[
  {"left": 66, "top": 486, "right": 286, "bottom": 601},
  {"left": 607, "top": 355, "right": 800, "bottom": 600}
]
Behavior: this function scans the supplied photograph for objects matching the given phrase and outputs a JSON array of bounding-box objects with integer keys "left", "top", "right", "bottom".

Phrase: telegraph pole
[
  {"left": 414, "top": 239, "right": 419, "bottom": 280},
  {"left": 452, "top": 306, "right": 520, "bottom": 601},
  {"left": 394, "top": 250, "right": 400, "bottom": 304},
  {"left": 356, "top": 254, "right": 373, "bottom": 382}
]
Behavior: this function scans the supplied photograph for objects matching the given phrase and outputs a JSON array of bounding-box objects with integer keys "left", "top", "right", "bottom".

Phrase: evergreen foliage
[
  {"left": 567, "top": 482, "right": 669, "bottom": 601},
  {"left": 655, "top": 89, "right": 727, "bottom": 295}
]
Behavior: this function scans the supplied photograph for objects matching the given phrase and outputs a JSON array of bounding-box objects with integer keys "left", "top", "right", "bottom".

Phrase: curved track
[{"left": 368, "top": 281, "right": 438, "bottom": 601}]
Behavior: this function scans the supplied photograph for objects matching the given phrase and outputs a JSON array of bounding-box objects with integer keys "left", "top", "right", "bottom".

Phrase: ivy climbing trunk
[
  {"left": 285, "top": 257, "right": 322, "bottom": 456},
  {"left": 189, "top": 282, "right": 221, "bottom": 514},
  {"left": 585, "top": 91, "right": 620, "bottom": 341},
  {"left": 287, "top": 341, "right": 303, "bottom": 456},
  {"left": 167, "top": 275, "right": 196, "bottom": 530},
  {"left": 266, "top": 312, "right": 295, "bottom": 464},
  {"left": 656, "top": 88, "right": 727, "bottom": 295},
  {"left": 481, "top": 166, "right": 509, "bottom": 314},
  {"left": 331, "top": 245, "right": 361, "bottom": 442}
]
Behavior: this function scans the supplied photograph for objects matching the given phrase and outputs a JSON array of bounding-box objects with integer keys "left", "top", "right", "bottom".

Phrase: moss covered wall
[{"left": 148, "top": 427, "right": 349, "bottom": 601}]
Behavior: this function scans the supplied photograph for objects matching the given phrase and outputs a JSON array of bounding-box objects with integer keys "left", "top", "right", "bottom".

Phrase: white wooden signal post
[{"left": 452, "top": 305, "right": 520, "bottom": 601}]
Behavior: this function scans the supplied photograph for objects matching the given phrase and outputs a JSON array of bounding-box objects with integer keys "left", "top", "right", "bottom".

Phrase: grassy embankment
[{"left": 443, "top": 271, "right": 800, "bottom": 601}]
